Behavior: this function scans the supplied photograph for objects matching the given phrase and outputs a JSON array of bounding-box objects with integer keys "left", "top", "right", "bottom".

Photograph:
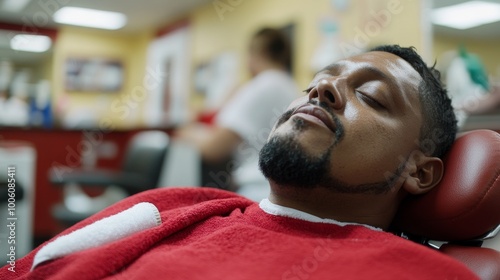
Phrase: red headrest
[{"left": 392, "top": 129, "right": 500, "bottom": 241}]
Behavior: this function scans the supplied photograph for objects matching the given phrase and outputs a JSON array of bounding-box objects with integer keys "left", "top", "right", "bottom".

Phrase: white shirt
[
  {"left": 216, "top": 69, "right": 299, "bottom": 201},
  {"left": 259, "top": 198, "right": 381, "bottom": 231}
]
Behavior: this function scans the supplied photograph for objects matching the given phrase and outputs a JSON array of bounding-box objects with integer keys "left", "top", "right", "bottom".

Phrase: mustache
[{"left": 275, "top": 100, "right": 345, "bottom": 142}]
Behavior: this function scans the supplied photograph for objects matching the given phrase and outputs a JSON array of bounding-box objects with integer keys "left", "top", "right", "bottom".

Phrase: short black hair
[
  {"left": 251, "top": 28, "right": 291, "bottom": 69},
  {"left": 370, "top": 45, "right": 457, "bottom": 158}
]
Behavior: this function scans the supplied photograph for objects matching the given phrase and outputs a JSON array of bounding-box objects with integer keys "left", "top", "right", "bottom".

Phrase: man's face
[{"left": 259, "top": 51, "right": 423, "bottom": 193}]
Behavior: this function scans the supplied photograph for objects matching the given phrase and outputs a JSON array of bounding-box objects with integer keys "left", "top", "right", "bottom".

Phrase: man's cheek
[{"left": 269, "top": 120, "right": 293, "bottom": 138}]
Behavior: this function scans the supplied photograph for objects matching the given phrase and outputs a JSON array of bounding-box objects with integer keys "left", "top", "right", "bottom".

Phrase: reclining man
[{"left": 3, "top": 45, "right": 478, "bottom": 279}]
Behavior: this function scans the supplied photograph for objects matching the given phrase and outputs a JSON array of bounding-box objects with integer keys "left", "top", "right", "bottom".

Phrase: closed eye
[
  {"left": 302, "top": 87, "right": 313, "bottom": 95},
  {"left": 356, "top": 91, "right": 386, "bottom": 110}
]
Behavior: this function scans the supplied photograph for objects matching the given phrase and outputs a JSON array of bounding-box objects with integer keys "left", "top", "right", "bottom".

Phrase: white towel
[{"left": 32, "top": 202, "right": 162, "bottom": 270}]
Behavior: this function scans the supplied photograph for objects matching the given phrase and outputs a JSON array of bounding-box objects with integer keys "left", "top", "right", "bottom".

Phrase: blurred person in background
[{"left": 177, "top": 27, "right": 299, "bottom": 201}]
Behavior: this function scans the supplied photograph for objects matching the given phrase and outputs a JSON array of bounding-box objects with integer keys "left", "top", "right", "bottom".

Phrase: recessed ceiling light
[
  {"left": 53, "top": 7, "right": 127, "bottom": 30},
  {"left": 10, "top": 34, "right": 52, "bottom": 53},
  {"left": 432, "top": 1, "right": 500, "bottom": 29}
]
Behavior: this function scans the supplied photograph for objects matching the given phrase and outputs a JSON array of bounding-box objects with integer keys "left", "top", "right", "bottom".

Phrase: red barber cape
[{"left": 1, "top": 187, "right": 477, "bottom": 280}]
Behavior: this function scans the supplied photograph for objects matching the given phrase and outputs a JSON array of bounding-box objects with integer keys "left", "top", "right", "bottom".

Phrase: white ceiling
[
  {"left": 0, "top": 0, "right": 499, "bottom": 65},
  {"left": 0, "top": 0, "right": 212, "bottom": 33},
  {"left": 0, "top": 0, "right": 212, "bottom": 64},
  {"left": 432, "top": 0, "right": 500, "bottom": 40}
]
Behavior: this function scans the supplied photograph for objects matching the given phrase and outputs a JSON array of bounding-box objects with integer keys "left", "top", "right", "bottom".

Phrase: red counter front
[{"left": 0, "top": 128, "right": 142, "bottom": 243}]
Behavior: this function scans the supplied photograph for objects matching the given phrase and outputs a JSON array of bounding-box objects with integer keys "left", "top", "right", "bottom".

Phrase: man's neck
[{"left": 268, "top": 184, "right": 403, "bottom": 230}]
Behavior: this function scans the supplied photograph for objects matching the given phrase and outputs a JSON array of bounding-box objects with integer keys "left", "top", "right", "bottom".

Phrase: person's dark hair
[
  {"left": 370, "top": 45, "right": 457, "bottom": 158},
  {"left": 252, "top": 27, "right": 291, "bottom": 69}
]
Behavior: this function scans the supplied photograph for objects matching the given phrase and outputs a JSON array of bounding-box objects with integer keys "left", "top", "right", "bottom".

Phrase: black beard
[
  {"left": 258, "top": 130, "right": 333, "bottom": 188},
  {"left": 259, "top": 104, "right": 405, "bottom": 194}
]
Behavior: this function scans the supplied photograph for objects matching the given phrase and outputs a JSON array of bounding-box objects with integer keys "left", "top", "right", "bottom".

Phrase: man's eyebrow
[
  {"left": 316, "top": 63, "right": 391, "bottom": 82},
  {"left": 361, "top": 65, "right": 392, "bottom": 82}
]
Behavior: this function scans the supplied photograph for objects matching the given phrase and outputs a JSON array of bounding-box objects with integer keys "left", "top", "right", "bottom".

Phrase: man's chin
[{"left": 258, "top": 134, "right": 332, "bottom": 189}]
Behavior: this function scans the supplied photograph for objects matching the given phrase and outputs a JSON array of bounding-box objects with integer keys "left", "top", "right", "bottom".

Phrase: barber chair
[
  {"left": 391, "top": 129, "right": 500, "bottom": 280},
  {"left": 49, "top": 130, "right": 169, "bottom": 226}
]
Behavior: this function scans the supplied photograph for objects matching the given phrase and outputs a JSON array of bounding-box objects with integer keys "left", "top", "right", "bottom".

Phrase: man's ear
[{"left": 402, "top": 150, "right": 444, "bottom": 195}]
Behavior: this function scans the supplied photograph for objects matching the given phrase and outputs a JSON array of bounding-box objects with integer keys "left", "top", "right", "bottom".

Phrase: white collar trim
[{"left": 259, "top": 198, "right": 381, "bottom": 231}]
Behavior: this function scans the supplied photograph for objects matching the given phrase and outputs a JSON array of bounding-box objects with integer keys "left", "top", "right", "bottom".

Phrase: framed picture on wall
[{"left": 65, "top": 58, "right": 124, "bottom": 92}]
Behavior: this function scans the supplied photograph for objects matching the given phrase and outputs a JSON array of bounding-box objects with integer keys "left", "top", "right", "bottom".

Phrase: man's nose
[{"left": 308, "top": 78, "right": 344, "bottom": 111}]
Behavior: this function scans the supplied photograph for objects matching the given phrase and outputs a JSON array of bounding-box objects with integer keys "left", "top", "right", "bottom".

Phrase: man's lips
[{"left": 291, "top": 104, "right": 337, "bottom": 132}]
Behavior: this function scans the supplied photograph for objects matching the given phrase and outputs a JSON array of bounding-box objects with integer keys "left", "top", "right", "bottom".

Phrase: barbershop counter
[{"left": 0, "top": 127, "right": 172, "bottom": 245}]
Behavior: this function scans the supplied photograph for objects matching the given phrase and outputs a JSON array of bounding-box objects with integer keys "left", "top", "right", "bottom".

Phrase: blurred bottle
[
  {"left": 29, "top": 80, "right": 53, "bottom": 128},
  {"left": 1, "top": 69, "right": 30, "bottom": 126}
]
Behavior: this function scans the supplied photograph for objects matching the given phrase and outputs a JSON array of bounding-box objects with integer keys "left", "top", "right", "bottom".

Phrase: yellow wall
[
  {"left": 336, "top": 0, "right": 428, "bottom": 57},
  {"left": 52, "top": 26, "right": 154, "bottom": 129},
  {"left": 42, "top": 55, "right": 53, "bottom": 82},
  {"left": 433, "top": 35, "right": 500, "bottom": 78},
  {"left": 190, "top": 0, "right": 426, "bottom": 91}
]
